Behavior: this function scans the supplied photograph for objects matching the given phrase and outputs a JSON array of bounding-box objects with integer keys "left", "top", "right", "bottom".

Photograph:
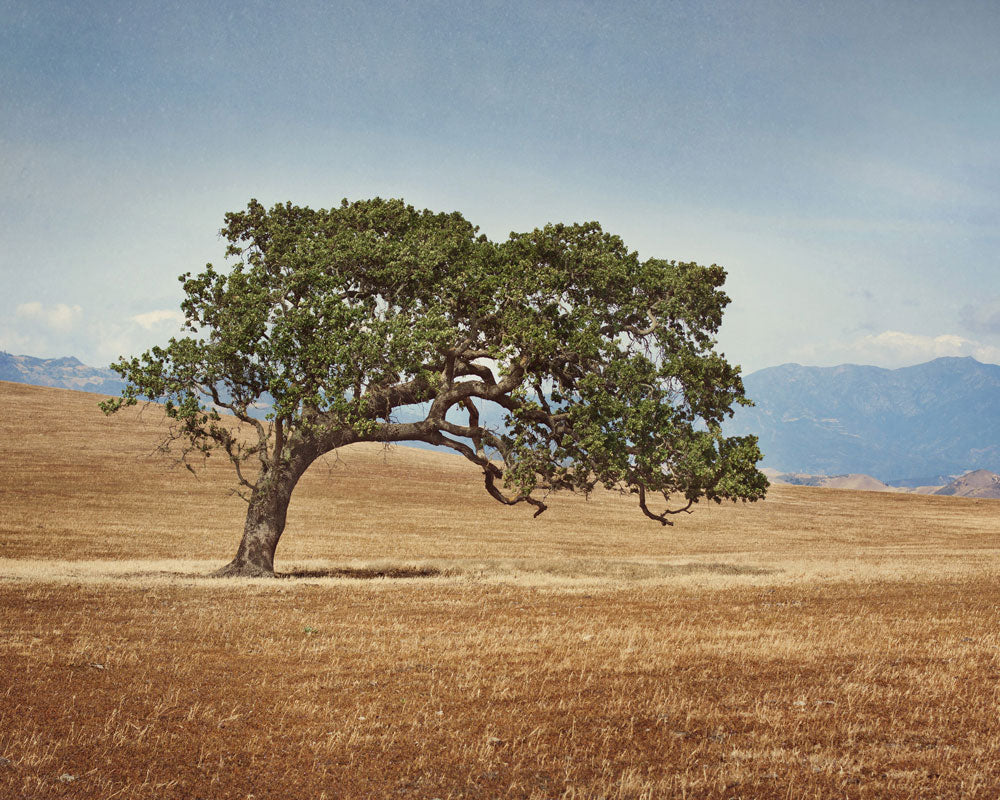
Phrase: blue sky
[{"left": 2, "top": 0, "right": 998, "bottom": 374}]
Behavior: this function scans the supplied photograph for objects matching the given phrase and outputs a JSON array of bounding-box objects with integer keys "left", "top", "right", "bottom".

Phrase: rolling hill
[
  {"left": 2, "top": 378, "right": 996, "bottom": 571},
  {"left": 763, "top": 470, "right": 904, "bottom": 492},
  {"left": 934, "top": 469, "right": 1000, "bottom": 498}
]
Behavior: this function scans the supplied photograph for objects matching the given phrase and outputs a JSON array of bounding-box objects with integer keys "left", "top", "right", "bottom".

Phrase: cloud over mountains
[
  {"left": 1, "top": 302, "right": 186, "bottom": 367},
  {"left": 792, "top": 329, "right": 1000, "bottom": 371}
]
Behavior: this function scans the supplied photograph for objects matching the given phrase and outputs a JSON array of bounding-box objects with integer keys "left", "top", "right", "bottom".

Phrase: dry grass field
[{"left": 1, "top": 380, "right": 999, "bottom": 799}]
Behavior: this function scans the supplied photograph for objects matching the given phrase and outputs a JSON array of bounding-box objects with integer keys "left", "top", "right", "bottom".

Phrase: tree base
[{"left": 212, "top": 559, "right": 277, "bottom": 578}]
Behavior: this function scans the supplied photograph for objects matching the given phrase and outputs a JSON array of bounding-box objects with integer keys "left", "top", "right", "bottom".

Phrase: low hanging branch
[
  {"left": 102, "top": 198, "right": 768, "bottom": 577},
  {"left": 636, "top": 485, "right": 695, "bottom": 526}
]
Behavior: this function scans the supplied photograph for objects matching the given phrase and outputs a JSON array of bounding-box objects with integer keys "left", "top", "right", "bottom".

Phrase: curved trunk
[{"left": 214, "top": 469, "right": 298, "bottom": 578}]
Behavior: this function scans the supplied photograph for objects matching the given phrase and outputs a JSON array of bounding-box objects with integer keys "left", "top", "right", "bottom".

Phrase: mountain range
[
  {"left": 763, "top": 467, "right": 1000, "bottom": 498},
  {"left": 3, "top": 350, "right": 999, "bottom": 487},
  {"left": 0, "top": 352, "right": 125, "bottom": 395},
  {"left": 728, "top": 357, "right": 1000, "bottom": 484}
]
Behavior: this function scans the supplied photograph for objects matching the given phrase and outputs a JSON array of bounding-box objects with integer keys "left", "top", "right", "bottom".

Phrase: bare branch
[
  {"left": 203, "top": 382, "right": 269, "bottom": 459},
  {"left": 636, "top": 485, "right": 694, "bottom": 525},
  {"left": 418, "top": 429, "right": 548, "bottom": 518},
  {"left": 462, "top": 398, "right": 484, "bottom": 458},
  {"left": 484, "top": 469, "right": 547, "bottom": 517},
  {"left": 214, "top": 427, "right": 256, "bottom": 493},
  {"left": 443, "top": 351, "right": 456, "bottom": 386},
  {"left": 635, "top": 309, "right": 660, "bottom": 336},
  {"left": 364, "top": 372, "right": 438, "bottom": 419},
  {"left": 427, "top": 357, "right": 527, "bottom": 420},
  {"left": 274, "top": 417, "right": 285, "bottom": 461},
  {"left": 452, "top": 359, "right": 497, "bottom": 385}
]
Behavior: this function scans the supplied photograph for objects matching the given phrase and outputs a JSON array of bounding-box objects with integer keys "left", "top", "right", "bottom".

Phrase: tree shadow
[
  {"left": 279, "top": 566, "right": 445, "bottom": 580},
  {"left": 469, "top": 560, "right": 778, "bottom": 580},
  {"left": 655, "top": 562, "right": 776, "bottom": 577},
  {"left": 121, "top": 560, "right": 775, "bottom": 582}
]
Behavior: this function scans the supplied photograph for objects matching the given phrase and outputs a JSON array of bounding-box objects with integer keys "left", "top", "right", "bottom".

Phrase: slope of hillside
[
  {"left": 729, "top": 357, "right": 1000, "bottom": 482},
  {"left": 3, "top": 379, "right": 998, "bottom": 572},
  {"left": 0, "top": 379, "right": 510, "bottom": 564}
]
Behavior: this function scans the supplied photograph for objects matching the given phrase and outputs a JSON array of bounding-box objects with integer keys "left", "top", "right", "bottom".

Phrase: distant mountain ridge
[
  {"left": 763, "top": 466, "right": 1000, "bottom": 498},
  {"left": 935, "top": 469, "right": 1000, "bottom": 498},
  {"left": 729, "top": 357, "right": 1000, "bottom": 483},
  {"left": 0, "top": 352, "right": 124, "bottom": 395},
  {"left": 763, "top": 469, "right": 903, "bottom": 493}
]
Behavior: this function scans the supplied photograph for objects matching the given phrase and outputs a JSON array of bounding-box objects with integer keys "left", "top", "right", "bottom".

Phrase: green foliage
[{"left": 103, "top": 198, "right": 766, "bottom": 523}]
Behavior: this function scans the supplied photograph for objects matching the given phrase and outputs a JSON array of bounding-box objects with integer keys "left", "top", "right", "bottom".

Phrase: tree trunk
[{"left": 214, "top": 470, "right": 297, "bottom": 578}]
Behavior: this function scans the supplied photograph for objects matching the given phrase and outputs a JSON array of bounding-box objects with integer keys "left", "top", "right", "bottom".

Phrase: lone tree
[{"left": 102, "top": 198, "right": 767, "bottom": 577}]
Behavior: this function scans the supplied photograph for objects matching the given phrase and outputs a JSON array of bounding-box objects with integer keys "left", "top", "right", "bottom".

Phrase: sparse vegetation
[{"left": 2, "top": 381, "right": 999, "bottom": 798}]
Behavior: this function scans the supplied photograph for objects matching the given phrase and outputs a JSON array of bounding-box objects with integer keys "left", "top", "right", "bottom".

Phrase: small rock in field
[
  {"left": 89, "top": 663, "right": 106, "bottom": 670},
  {"left": 59, "top": 773, "right": 76, "bottom": 783},
  {"left": 487, "top": 736, "right": 503, "bottom": 746},
  {"left": 0, "top": 756, "right": 12, "bottom": 768}
]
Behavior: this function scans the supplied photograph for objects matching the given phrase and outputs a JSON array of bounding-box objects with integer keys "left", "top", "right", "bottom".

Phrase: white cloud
[
  {"left": 16, "top": 301, "right": 83, "bottom": 332},
  {"left": 793, "top": 330, "right": 1000, "bottom": 369},
  {"left": 91, "top": 321, "right": 139, "bottom": 366},
  {"left": 4, "top": 302, "right": 191, "bottom": 365},
  {"left": 92, "top": 313, "right": 190, "bottom": 365},
  {"left": 130, "top": 309, "right": 185, "bottom": 330},
  {"left": 0, "top": 327, "right": 34, "bottom": 356},
  {"left": 857, "top": 331, "right": 1000, "bottom": 365},
  {"left": 4, "top": 301, "right": 85, "bottom": 359}
]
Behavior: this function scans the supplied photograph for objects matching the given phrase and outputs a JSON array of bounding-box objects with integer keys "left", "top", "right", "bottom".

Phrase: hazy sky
[{"left": 2, "top": 0, "right": 998, "bottom": 373}]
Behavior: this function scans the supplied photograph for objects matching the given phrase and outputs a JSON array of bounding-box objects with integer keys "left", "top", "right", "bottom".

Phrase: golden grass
[{"left": 1, "top": 380, "right": 999, "bottom": 798}]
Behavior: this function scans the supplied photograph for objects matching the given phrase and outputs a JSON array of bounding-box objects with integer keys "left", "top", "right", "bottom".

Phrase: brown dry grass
[{"left": 1, "top": 380, "right": 999, "bottom": 798}]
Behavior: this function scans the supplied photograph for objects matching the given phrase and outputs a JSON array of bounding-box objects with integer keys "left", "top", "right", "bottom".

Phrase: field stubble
[{"left": 1, "top": 381, "right": 999, "bottom": 798}]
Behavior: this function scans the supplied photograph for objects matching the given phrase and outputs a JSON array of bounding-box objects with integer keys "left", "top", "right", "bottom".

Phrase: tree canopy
[{"left": 102, "top": 198, "right": 767, "bottom": 576}]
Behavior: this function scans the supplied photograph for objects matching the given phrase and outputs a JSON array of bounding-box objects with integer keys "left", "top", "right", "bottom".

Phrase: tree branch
[
  {"left": 635, "top": 309, "right": 660, "bottom": 336},
  {"left": 203, "top": 382, "right": 269, "bottom": 458},
  {"left": 636, "top": 485, "right": 694, "bottom": 525},
  {"left": 417, "top": 429, "right": 548, "bottom": 517}
]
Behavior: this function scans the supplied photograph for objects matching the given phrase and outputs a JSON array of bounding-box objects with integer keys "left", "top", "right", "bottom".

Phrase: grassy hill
[
  {"left": 2, "top": 380, "right": 999, "bottom": 799},
  {"left": 3, "top": 379, "right": 997, "bottom": 573}
]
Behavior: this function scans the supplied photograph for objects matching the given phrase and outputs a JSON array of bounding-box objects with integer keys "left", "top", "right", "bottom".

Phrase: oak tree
[{"left": 102, "top": 198, "right": 767, "bottom": 577}]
